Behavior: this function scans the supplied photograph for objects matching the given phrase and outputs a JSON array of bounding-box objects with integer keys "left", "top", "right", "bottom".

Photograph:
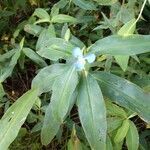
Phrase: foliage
[{"left": 0, "top": 0, "right": 150, "bottom": 149}]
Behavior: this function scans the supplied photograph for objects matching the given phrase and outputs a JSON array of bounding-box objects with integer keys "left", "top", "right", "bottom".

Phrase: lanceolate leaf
[
  {"left": 94, "top": 0, "right": 117, "bottom": 5},
  {"left": 67, "top": 126, "right": 84, "bottom": 150},
  {"left": 51, "top": 14, "right": 77, "bottom": 23},
  {"left": 106, "top": 135, "right": 113, "bottom": 150},
  {"left": 0, "top": 83, "right": 5, "bottom": 98},
  {"left": 92, "top": 72, "right": 150, "bottom": 122},
  {"left": 106, "top": 100, "right": 127, "bottom": 118},
  {"left": 115, "top": 19, "right": 136, "bottom": 71},
  {"left": 114, "top": 55, "right": 129, "bottom": 71},
  {"left": 36, "top": 24, "right": 56, "bottom": 50},
  {"left": 118, "top": 19, "right": 136, "bottom": 36},
  {"left": 33, "top": 8, "right": 50, "bottom": 21},
  {"left": 32, "top": 64, "right": 70, "bottom": 94},
  {"left": 0, "top": 49, "right": 16, "bottom": 62},
  {"left": 90, "top": 35, "right": 150, "bottom": 56},
  {"left": 77, "top": 73, "right": 107, "bottom": 150},
  {"left": 23, "top": 48, "right": 47, "bottom": 67},
  {"left": 0, "top": 50, "right": 21, "bottom": 82},
  {"left": 24, "top": 24, "right": 43, "bottom": 36},
  {"left": 0, "top": 89, "right": 38, "bottom": 150},
  {"left": 37, "top": 37, "right": 74, "bottom": 61},
  {"left": 73, "top": 0, "right": 97, "bottom": 10},
  {"left": 114, "top": 119, "right": 130, "bottom": 143},
  {"left": 107, "top": 117, "right": 123, "bottom": 133},
  {"left": 126, "top": 120, "right": 139, "bottom": 150},
  {"left": 41, "top": 65, "right": 78, "bottom": 145}
]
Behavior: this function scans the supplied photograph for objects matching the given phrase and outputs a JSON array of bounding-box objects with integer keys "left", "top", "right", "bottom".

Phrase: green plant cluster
[{"left": 0, "top": 0, "right": 150, "bottom": 149}]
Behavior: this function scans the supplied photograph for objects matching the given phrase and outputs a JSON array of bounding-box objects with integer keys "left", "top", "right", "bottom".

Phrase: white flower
[{"left": 73, "top": 47, "right": 96, "bottom": 71}]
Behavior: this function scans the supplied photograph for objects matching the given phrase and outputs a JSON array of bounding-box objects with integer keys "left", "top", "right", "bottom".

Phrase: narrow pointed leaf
[
  {"left": 41, "top": 65, "right": 78, "bottom": 145},
  {"left": 0, "top": 50, "right": 21, "bottom": 82},
  {"left": 51, "top": 14, "right": 77, "bottom": 23},
  {"left": 32, "top": 64, "right": 69, "bottom": 94},
  {"left": 73, "top": 0, "right": 97, "bottom": 10},
  {"left": 33, "top": 8, "right": 50, "bottom": 21},
  {"left": 118, "top": 19, "right": 136, "bottom": 36},
  {"left": 36, "top": 25, "right": 56, "bottom": 50},
  {"left": 0, "top": 49, "right": 16, "bottom": 62},
  {"left": 95, "top": 0, "right": 117, "bottom": 5},
  {"left": 114, "top": 119, "right": 130, "bottom": 143},
  {"left": 92, "top": 72, "right": 150, "bottom": 122},
  {"left": 77, "top": 74, "right": 107, "bottom": 150},
  {"left": 126, "top": 121, "right": 139, "bottom": 150},
  {"left": 107, "top": 117, "right": 123, "bottom": 133},
  {"left": 115, "top": 55, "right": 129, "bottom": 71},
  {"left": 0, "top": 89, "right": 38, "bottom": 150},
  {"left": 106, "top": 135, "right": 113, "bottom": 150},
  {"left": 106, "top": 100, "right": 127, "bottom": 118},
  {"left": 23, "top": 48, "right": 47, "bottom": 67},
  {"left": 24, "top": 24, "right": 43, "bottom": 36},
  {"left": 37, "top": 37, "right": 74, "bottom": 61},
  {"left": 115, "top": 19, "right": 136, "bottom": 71},
  {"left": 90, "top": 35, "right": 150, "bottom": 56},
  {"left": 0, "top": 83, "right": 5, "bottom": 98}
]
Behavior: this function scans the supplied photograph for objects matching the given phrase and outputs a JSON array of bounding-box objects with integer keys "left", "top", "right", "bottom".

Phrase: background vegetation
[{"left": 0, "top": 0, "right": 150, "bottom": 149}]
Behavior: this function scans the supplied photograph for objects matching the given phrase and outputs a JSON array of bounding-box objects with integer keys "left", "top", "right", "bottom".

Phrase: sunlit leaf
[
  {"left": 114, "top": 119, "right": 130, "bottom": 143},
  {"left": 90, "top": 35, "right": 150, "bottom": 56},
  {"left": 92, "top": 72, "right": 150, "bottom": 122},
  {"left": 0, "top": 89, "right": 38, "bottom": 149},
  {"left": 41, "top": 65, "right": 78, "bottom": 145},
  {"left": 126, "top": 121, "right": 139, "bottom": 150},
  {"left": 77, "top": 73, "right": 107, "bottom": 149}
]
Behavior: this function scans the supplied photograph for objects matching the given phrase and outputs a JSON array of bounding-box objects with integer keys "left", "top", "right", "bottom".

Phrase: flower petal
[
  {"left": 85, "top": 54, "right": 96, "bottom": 63},
  {"left": 74, "top": 61, "right": 85, "bottom": 71},
  {"left": 72, "top": 47, "right": 83, "bottom": 58}
]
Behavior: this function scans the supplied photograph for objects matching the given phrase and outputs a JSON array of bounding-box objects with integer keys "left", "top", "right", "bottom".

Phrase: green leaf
[
  {"left": 36, "top": 25, "right": 73, "bottom": 60},
  {"left": 22, "top": 48, "right": 47, "bottom": 67},
  {"left": 36, "top": 24, "right": 56, "bottom": 50},
  {"left": 92, "top": 72, "right": 150, "bottom": 122},
  {"left": 106, "top": 135, "right": 113, "bottom": 150},
  {"left": 51, "top": 14, "right": 77, "bottom": 23},
  {"left": 132, "top": 75, "right": 150, "bottom": 93},
  {"left": 0, "top": 50, "right": 21, "bottom": 82},
  {"left": 50, "top": 5, "right": 59, "bottom": 17},
  {"left": 90, "top": 35, "right": 150, "bottom": 56},
  {"left": 0, "top": 49, "right": 16, "bottom": 62},
  {"left": 24, "top": 24, "right": 43, "bottom": 36},
  {"left": 77, "top": 73, "right": 107, "bottom": 150},
  {"left": 0, "top": 83, "right": 5, "bottom": 98},
  {"left": 64, "top": 29, "right": 71, "bottom": 41},
  {"left": 33, "top": 8, "right": 50, "bottom": 21},
  {"left": 73, "top": 0, "right": 97, "bottom": 10},
  {"left": 41, "top": 65, "right": 78, "bottom": 145},
  {"left": 115, "top": 19, "right": 136, "bottom": 71},
  {"left": 9, "top": 50, "right": 21, "bottom": 66},
  {"left": 67, "top": 126, "right": 84, "bottom": 150},
  {"left": 107, "top": 117, "right": 123, "bottom": 133},
  {"left": 0, "top": 89, "right": 38, "bottom": 150},
  {"left": 0, "top": 10, "right": 14, "bottom": 17},
  {"left": 126, "top": 120, "right": 139, "bottom": 150},
  {"left": 32, "top": 64, "right": 69, "bottom": 94},
  {"left": 94, "top": 0, "right": 117, "bottom": 5},
  {"left": 114, "top": 55, "right": 129, "bottom": 71},
  {"left": 118, "top": 19, "right": 136, "bottom": 36},
  {"left": 106, "top": 100, "right": 127, "bottom": 118},
  {"left": 113, "top": 141, "right": 124, "bottom": 150},
  {"left": 114, "top": 119, "right": 130, "bottom": 143},
  {"left": 37, "top": 38, "right": 74, "bottom": 60},
  {"left": 0, "top": 67, "right": 14, "bottom": 83}
]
